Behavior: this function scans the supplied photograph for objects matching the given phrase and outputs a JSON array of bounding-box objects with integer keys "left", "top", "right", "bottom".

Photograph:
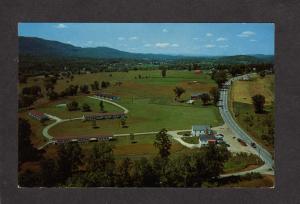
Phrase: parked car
[
  {"left": 251, "top": 142, "right": 257, "bottom": 148},
  {"left": 215, "top": 134, "right": 224, "bottom": 140}
]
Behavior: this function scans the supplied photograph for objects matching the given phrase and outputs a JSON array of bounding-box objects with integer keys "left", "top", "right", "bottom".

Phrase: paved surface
[
  {"left": 88, "top": 96, "right": 129, "bottom": 114},
  {"left": 219, "top": 73, "right": 275, "bottom": 171}
]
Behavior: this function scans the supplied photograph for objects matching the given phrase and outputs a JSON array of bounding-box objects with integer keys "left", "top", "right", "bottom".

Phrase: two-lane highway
[{"left": 219, "top": 74, "right": 274, "bottom": 170}]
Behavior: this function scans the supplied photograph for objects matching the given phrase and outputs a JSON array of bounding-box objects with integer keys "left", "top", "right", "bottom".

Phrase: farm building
[
  {"left": 53, "top": 135, "right": 113, "bottom": 144},
  {"left": 96, "top": 92, "right": 120, "bottom": 100},
  {"left": 191, "top": 125, "right": 212, "bottom": 136},
  {"left": 28, "top": 110, "right": 49, "bottom": 121},
  {"left": 191, "top": 92, "right": 206, "bottom": 100},
  {"left": 83, "top": 112, "right": 126, "bottom": 121}
]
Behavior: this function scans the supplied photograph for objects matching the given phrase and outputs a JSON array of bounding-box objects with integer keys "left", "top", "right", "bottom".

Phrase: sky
[{"left": 18, "top": 23, "right": 274, "bottom": 56}]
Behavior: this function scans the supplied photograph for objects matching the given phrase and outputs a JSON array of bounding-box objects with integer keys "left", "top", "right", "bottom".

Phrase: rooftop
[{"left": 192, "top": 125, "right": 211, "bottom": 131}]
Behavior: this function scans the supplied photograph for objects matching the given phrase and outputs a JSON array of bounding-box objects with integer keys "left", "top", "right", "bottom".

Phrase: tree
[
  {"left": 200, "top": 93, "right": 211, "bottom": 105},
  {"left": 202, "top": 144, "right": 231, "bottom": 179},
  {"left": 99, "top": 101, "right": 104, "bottom": 112},
  {"left": 56, "top": 143, "right": 83, "bottom": 182},
  {"left": 94, "top": 81, "right": 99, "bottom": 90},
  {"left": 154, "top": 128, "right": 172, "bottom": 159},
  {"left": 259, "top": 71, "right": 266, "bottom": 78},
  {"left": 120, "top": 118, "right": 126, "bottom": 128},
  {"left": 115, "top": 157, "right": 133, "bottom": 187},
  {"left": 131, "top": 157, "right": 157, "bottom": 187},
  {"left": 18, "top": 118, "right": 41, "bottom": 167},
  {"left": 79, "top": 84, "right": 90, "bottom": 94},
  {"left": 161, "top": 69, "right": 167, "bottom": 78},
  {"left": 173, "top": 87, "right": 185, "bottom": 100},
  {"left": 67, "top": 101, "right": 79, "bottom": 111},
  {"left": 213, "top": 70, "right": 227, "bottom": 88},
  {"left": 252, "top": 94, "right": 265, "bottom": 113},
  {"left": 81, "top": 103, "right": 91, "bottom": 112},
  {"left": 40, "top": 158, "right": 59, "bottom": 186},
  {"left": 47, "top": 90, "right": 59, "bottom": 100},
  {"left": 209, "top": 87, "right": 220, "bottom": 105}
]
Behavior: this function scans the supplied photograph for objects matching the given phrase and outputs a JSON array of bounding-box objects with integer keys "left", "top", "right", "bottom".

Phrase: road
[
  {"left": 219, "top": 73, "right": 274, "bottom": 171},
  {"left": 88, "top": 96, "right": 129, "bottom": 114}
]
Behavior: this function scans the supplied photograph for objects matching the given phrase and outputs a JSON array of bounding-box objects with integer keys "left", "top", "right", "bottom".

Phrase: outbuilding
[{"left": 191, "top": 125, "right": 212, "bottom": 136}]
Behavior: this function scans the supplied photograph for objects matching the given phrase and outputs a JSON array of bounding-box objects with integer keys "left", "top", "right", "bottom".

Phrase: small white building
[{"left": 191, "top": 125, "right": 212, "bottom": 136}]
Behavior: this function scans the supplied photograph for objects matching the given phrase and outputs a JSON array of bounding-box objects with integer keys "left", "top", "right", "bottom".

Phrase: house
[
  {"left": 28, "top": 110, "right": 49, "bottom": 121},
  {"left": 199, "top": 134, "right": 216, "bottom": 146},
  {"left": 191, "top": 93, "right": 204, "bottom": 100},
  {"left": 191, "top": 125, "right": 212, "bottom": 136},
  {"left": 96, "top": 92, "right": 120, "bottom": 100},
  {"left": 83, "top": 112, "right": 126, "bottom": 121}
]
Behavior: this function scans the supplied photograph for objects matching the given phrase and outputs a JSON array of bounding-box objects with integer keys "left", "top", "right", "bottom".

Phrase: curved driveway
[{"left": 219, "top": 74, "right": 274, "bottom": 171}]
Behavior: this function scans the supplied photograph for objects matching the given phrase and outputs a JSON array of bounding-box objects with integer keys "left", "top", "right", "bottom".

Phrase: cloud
[
  {"left": 204, "top": 44, "right": 216, "bottom": 48},
  {"left": 155, "top": 42, "right": 170, "bottom": 48},
  {"left": 144, "top": 43, "right": 152, "bottom": 47},
  {"left": 171, "top": 43, "right": 179, "bottom": 47},
  {"left": 250, "top": 39, "right": 257, "bottom": 42},
  {"left": 86, "top": 41, "right": 93, "bottom": 44},
  {"left": 193, "top": 37, "right": 199, "bottom": 40},
  {"left": 162, "top": 28, "right": 168, "bottom": 33},
  {"left": 55, "top": 23, "right": 67, "bottom": 29},
  {"left": 129, "top": 36, "right": 138, "bottom": 40},
  {"left": 216, "top": 37, "right": 227, "bottom": 41},
  {"left": 237, "top": 31, "right": 256, "bottom": 37},
  {"left": 219, "top": 45, "right": 229, "bottom": 48},
  {"left": 206, "top": 33, "right": 213, "bottom": 37},
  {"left": 117, "top": 37, "right": 125, "bottom": 41}
]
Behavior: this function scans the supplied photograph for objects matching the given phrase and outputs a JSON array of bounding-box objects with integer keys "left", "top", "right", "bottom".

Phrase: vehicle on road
[{"left": 251, "top": 142, "right": 257, "bottom": 148}]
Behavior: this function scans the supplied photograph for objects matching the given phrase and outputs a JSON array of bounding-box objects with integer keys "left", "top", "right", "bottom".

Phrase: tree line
[{"left": 18, "top": 121, "right": 231, "bottom": 187}]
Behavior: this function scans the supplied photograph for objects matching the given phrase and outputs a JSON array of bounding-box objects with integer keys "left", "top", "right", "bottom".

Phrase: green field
[{"left": 20, "top": 70, "right": 223, "bottom": 148}]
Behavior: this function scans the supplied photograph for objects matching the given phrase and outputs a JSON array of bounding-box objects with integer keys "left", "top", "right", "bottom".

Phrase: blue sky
[{"left": 18, "top": 23, "right": 274, "bottom": 56}]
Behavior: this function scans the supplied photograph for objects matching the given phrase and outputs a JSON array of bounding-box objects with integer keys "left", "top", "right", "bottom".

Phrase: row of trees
[{"left": 18, "top": 122, "right": 231, "bottom": 187}]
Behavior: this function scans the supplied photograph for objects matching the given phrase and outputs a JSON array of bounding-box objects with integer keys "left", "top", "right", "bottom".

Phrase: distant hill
[
  {"left": 19, "top": 36, "right": 274, "bottom": 63},
  {"left": 19, "top": 36, "right": 181, "bottom": 60}
]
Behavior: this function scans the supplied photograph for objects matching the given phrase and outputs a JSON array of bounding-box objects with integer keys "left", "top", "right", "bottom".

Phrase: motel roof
[
  {"left": 84, "top": 112, "right": 125, "bottom": 117},
  {"left": 28, "top": 110, "right": 46, "bottom": 117},
  {"left": 192, "top": 125, "right": 211, "bottom": 131},
  {"left": 55, "top": 134, "right": 113, "bottom": 141}
]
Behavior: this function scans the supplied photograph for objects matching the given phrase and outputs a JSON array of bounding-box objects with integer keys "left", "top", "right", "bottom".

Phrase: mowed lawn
[{"left": 79, "top": 134, "right": 195, "bottom": 160}]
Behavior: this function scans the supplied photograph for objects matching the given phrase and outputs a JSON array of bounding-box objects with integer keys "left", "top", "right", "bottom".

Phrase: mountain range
[{"left": 19, "top": 36, "right": 274, "bottom": 63}]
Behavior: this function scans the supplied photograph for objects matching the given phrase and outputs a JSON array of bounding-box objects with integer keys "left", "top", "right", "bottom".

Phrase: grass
[
  {"left": 181, "top": 136, "right": 199, "bottom": 144},
  {"left": 229, "top": 74, "right": 275, "bottom": 155},
  {"left": 223, "top": 152, "right": 264, "bottom": 174},
  {"left": 36, "top": 96, "right": 122, "bottom": 119},
  {"left": 49, "top": 99, "right": 222, "bottom": 137},
  {"left": 231, "top": 75, "right": 274, "bottom": 105},
  {"left": 214, "top": 174, "right": 274, "bottom": 188}
]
